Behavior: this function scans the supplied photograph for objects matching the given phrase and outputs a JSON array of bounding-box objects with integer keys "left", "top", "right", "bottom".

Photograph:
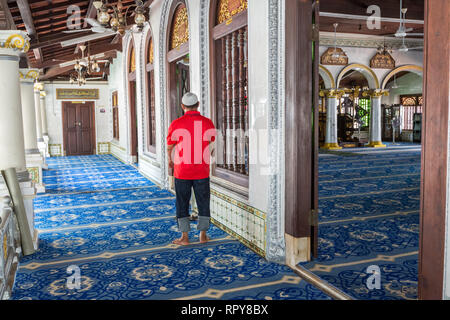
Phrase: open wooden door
[{"left": 285, "top": 0, "right": 318, "bottom": 265}]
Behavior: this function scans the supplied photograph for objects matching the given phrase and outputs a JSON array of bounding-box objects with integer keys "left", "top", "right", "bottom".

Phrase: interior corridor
[{"left": 11, "top": 155, "right": 330, "bottom": 300}]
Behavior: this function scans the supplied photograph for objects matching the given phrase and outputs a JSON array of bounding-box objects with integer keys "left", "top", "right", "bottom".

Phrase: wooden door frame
[
  {"left": 61, "top": 101, "right": 96, "bottom": 156},
  {"left": 284, "top": 0, "right": 449, "bottom": 299},
  {"left": 418, "top": 0, "right": 449, "bottom": 300},
  {"left": 284, "top": 0, "right": 314, "bottom": 266}
]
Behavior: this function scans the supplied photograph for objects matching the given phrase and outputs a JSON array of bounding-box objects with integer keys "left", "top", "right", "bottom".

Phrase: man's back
[{"left": 167, "top": 111, "right": 216, "bottom": 180}]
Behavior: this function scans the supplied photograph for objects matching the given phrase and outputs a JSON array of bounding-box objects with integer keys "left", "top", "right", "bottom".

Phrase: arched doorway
[
  {"left": 382, "top": 66, "right": 424, "bottom": 143},
  {"left": 167, "top": 0, "right": 190, "bottom": 124},
  {"left": 127, "top": 39, "right": 138, "bottom": 163},
  {"left": 336, "top": 68, "right": 373, "bottom": 146}
]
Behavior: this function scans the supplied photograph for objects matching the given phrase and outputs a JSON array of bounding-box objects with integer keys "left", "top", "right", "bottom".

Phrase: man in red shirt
[{"left": 167, "top": 92, "right": 216, "bottom": 246}]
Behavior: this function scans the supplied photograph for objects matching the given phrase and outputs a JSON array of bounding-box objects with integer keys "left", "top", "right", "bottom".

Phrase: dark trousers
[{"left": 175, "top": 178, "right": 211, "bottom": 232}]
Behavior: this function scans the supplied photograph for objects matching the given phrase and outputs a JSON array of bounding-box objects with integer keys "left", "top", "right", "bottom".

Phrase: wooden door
[
  {"left": 129, "top": 80, "right": 138, "bottom": 158},
  {"left": 63, "top": 102, "right": 95, "bottom": 156}
]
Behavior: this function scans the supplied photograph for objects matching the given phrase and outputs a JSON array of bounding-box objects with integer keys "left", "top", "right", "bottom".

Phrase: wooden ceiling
[
  {"left": 319, "top": 0, "right": 424, "bottom": 37},
  {"left": 3, "top": 0, "right": 152, "bottom": 81}
]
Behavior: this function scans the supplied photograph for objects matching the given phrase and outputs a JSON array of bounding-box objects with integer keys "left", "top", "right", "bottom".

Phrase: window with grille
[
  {"left": 401, "top": 94, "right": 423, "bottom": 130},
  {"left": 146, "top": 35, "right": 156, "bottom": 153},
  {"left": 112, "top": 91, "right": 119, "bottom": 140},
  {"left": 212, "top": 0, "right": 249, "bottom": 186}
]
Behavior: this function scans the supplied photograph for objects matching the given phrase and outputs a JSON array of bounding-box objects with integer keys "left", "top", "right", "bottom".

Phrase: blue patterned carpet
[
  {"left": 12, "top": 155, "right": 330, "bottom": 300},
  {"left": 301, "top": 144, "right": 421, "bottom": 300}
]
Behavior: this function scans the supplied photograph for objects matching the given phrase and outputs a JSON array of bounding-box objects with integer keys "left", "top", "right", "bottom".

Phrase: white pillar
[
  {"left": 19, "top": 69, "right": 45, "bottom": 193},
  {"left": 39, "top": 91, "right": 50, "bottom": 157},
  {"left": 0, "top": 30, "right": 38, "bottom": 250},
  {"left": 323, "top": 94, "right": 342, "bottom": 150},
  {"left": 368, "top": 95, "right": 386, "bottom": 148},
  {"left": 34, "top": 86, "right": 43, "bottom": 142},
  {"left": 33, "top": 84, "right": 47, "bottom": 167},
  {"left": 0, "top": 38, "right": 27, "bottom": 173}
]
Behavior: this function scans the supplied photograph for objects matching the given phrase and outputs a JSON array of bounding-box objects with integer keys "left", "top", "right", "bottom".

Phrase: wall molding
[
  {"left": 199, "top": 0, "right": 210, "bottom": 117},
  {"left": 266, "top": 0, "right": 286, "bottom": 263}
]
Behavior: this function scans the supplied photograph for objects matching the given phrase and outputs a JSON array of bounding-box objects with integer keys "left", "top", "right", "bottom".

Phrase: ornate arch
[
  {"left": 168, "top": 0, "right": 189, "bottom": 51},
  {"left": 382, "top": 65, "right": 423, "bottom": 90},
  {"left": 126, "top": 35, "right": 138, "bottom": 159},
  {"left": 336, "top": 63, "right": 380, "bottom": 89},
  {"left": 319, "top": 65, "right": 335, "bottom": 89},
  {"left": 158, "top": 0, "right": 192, "bottom": 189}
]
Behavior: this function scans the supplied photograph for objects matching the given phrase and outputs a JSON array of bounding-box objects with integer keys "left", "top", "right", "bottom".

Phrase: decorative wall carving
[
  {"left": 267, "top": 0, "right": 286, "bottom": 263},
  {"left": 217, "top": 0, "right": 248, "bottom": 25},
  {"left": 319, "top": 34, "right": 423, "bottom": 50},
  {"left": 321, "top": 47, "right": 348, "bottom": 65},
  {"left": 199, "top": 0, "right": 210, "bottom": 116},
  {"left": 170, "top": 3, "right": 189, "bottom": 50}
]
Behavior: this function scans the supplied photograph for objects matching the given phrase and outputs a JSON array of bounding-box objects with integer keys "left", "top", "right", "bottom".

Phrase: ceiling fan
[
  {"left": 63, "top": 18, "right": 112, "bottom": 34},
  {"left": 392, "top": 0, "right": 423, "bottom": 38},
  {"left": 397, "top": 36, "right": 423, "bottom": 52}
]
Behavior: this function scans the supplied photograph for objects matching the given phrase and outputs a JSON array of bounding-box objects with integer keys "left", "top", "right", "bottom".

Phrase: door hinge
[{"left": 310, "top": 209, "right": 319, "bottom": 227}]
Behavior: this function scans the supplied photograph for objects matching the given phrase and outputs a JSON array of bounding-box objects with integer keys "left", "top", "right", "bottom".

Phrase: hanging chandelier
[
  {"left": 93, "top": 0, "right": 148, "bottom": 36},
  {"left": 70, "top": 45, "right": 102, "bottom": 86}
]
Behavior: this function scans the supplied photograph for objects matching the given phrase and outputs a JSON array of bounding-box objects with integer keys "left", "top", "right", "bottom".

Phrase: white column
[
  {"left": 368, "top": 95, "right": 386, "bottom": 148},
  {"left": 0, "top": 30, "right": 38, "bottom": 250},
  {"left": 33, "top": 85, "right": 47, "bottom": 168},
  {"left": 0, "top": 42, "right": 26, "bottom": 173},
  {"left": 34, "top": 86, "right": 43, "bottom": 143},
  {"left": 39, "top": 91, "right": 50, "bottom": 157},
  {"left": 19, "top": 69, "right": 45, "bottom": 193},
  {"left": 323, "top": 94, "right": 341, "bottom": 150}
]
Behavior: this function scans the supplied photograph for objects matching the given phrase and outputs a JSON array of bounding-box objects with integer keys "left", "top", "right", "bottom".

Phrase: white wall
[
  {"left": 382, "top": 72, "right": 423, "bottom": 105},
  {"left": 43, "top": 82, "right": 112, "bottom": 156}
]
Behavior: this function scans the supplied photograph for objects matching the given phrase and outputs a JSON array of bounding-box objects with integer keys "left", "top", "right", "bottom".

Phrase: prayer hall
[{"left": 0, "top": 0, "right": 449, "bottom": 301}]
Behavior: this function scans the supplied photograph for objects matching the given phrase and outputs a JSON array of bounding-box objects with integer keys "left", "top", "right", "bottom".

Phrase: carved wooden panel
[
  {"left": 217, "top": 0, "right": 248, "bottom": 25},
  {"left": 370, "top": 51, "right": 395, "bottom": 69},
  {"left": 170, "top": 3, "right": 189, "bottom": 50},
  {"left": 321, "top": 47, "right": 348, "bottom": 65},
  {"left": 401, "top": 96, "right": 418, "bottom": 106}
]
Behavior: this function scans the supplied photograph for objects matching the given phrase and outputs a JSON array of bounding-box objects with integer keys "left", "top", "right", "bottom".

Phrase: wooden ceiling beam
[
  {"left": 15, "top": 0, "right": 44, "bottom": 64},
  {"left": 0, "top": 0, "right": 16, "bottom": 30},
  {"left": 30, "top": 31, "right": 97, "bottom": 49},
  {"left": 24, "top": 1, "right": 89, "bottom": 16}
]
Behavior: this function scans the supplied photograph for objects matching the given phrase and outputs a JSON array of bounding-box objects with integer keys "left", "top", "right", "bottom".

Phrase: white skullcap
[{"left": 182, "top": 92, "right": 199, "bottom": 107}]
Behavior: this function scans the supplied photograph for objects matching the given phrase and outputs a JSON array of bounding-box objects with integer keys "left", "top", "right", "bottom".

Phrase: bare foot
[
  {"left": 199, "top": 234, "right": 209, "bottom": 244},
  {"left": 173, "top": 238, "right": 190, "bottom": 246}
]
